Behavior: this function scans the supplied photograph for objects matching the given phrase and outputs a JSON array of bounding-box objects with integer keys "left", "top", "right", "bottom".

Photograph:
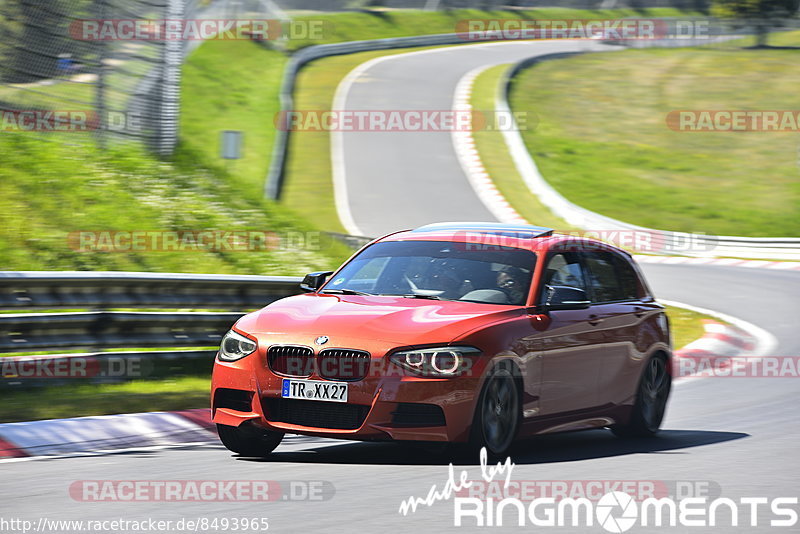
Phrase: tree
[{"left": 712, "top": 0, "right": 800, "bottom": 47}]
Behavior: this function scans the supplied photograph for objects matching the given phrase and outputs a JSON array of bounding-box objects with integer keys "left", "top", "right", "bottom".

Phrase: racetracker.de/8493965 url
[{"left": 0, "top": 517, "right": 270, "bottom": 533}]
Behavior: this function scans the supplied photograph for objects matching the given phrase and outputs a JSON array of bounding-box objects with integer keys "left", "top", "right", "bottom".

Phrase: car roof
[{"left": 377, "top": 222, "right": 631, "bottom": 257}]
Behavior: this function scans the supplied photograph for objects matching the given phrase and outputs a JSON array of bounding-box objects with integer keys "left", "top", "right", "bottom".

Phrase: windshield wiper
[
  {"left": 396, "top": 294, "right": 444, "bottom": 300},
  {"left": 320, "top": 289, "right": 374, "bottom": 296}
]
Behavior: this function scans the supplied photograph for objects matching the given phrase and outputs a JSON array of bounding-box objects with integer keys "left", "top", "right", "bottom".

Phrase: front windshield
[{"left": 322, "top": 240, "right": 536, "bottom": 306}]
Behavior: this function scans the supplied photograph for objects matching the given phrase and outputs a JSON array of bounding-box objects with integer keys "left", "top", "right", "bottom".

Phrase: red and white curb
[
  {"left": 0, "top": 409, "right": 216, "bottom": 461},
  {"left": 452, "top": 65, "right": 528, "bottom": 225},
  {"left": 635, "top": 255, "right": 800, "bottom": 271},
  {"left": 661, "top": 299, "right": 778, "bottom": 385}
]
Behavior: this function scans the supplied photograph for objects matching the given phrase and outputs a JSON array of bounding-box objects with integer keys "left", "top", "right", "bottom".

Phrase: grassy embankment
[{"left": 503, "top": 31, "right": 800, "bottom": 237}]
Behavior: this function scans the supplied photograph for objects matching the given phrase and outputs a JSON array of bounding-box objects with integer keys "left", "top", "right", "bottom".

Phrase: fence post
[
  {"left": 94, "top": 0, "right": 108, "bottom": 149},
  {"left": 158, "top": 0, "right": 185, "bottom": 156}
]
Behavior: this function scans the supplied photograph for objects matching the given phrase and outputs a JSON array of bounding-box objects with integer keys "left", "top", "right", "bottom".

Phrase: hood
[{"left": 234, "top": 293, "right": 521, "bottom": 346}]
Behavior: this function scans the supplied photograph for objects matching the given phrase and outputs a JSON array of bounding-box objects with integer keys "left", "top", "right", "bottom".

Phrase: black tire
[
  {"left": 470, "top": 363, "right": 520, "bottom": 458},
  {"left": 611, "top": 354, "right": 671, "bottom": 438},
  {"left": 216, "top": 423, "right": 284, "bottom": 457}
]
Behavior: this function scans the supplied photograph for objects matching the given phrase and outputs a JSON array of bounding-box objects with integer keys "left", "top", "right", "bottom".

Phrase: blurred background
[{"left": 0, "top": 0, "right": 797, "bottom": 422}]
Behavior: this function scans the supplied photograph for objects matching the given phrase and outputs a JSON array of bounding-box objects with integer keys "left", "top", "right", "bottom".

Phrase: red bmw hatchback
[{"left": 211, "top": 222, "right": 672, "bottom": 457}]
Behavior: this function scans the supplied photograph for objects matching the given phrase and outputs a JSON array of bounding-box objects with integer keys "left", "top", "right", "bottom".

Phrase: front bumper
[{"left": 211, "top": 342, "right": 484, "bottom": 443}]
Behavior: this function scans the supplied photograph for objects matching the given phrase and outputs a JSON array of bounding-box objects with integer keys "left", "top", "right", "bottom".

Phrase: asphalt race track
[{"left": 2, "top": 41, "right": 798, "bottom": 533}]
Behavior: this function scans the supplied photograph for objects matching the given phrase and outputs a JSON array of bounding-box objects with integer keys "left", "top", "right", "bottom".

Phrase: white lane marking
[
  {"left": 451, "top": 66, "right": 527, "bottom": 224},
  {"left": 331, "top": 62, "right": 371, "bottom": 236}
]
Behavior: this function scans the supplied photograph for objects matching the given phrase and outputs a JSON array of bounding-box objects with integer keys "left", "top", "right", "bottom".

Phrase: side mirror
[
  {"left": 542, "top": 285, "right": 591, "bottom": 311},
  {"left": 300, "top": 271, "right": 333, "bottom": 293}
]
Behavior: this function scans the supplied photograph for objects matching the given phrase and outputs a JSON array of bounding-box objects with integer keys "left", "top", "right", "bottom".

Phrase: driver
[
  {"left": 496, "top": 265, "right": 528, "bottom": 305},
  {"left": 428, "top": 259, "right": 465, "bottom": 299}
]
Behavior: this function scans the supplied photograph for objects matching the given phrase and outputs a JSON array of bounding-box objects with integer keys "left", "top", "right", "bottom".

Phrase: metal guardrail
[
  {"left": 0, "top": 272, "right": 303, "bottom": 387},
  {"left": 0, "top": 311, "right": 245, "bottom": 353},
  {"left": 0, "top": 271, "right": 302, "bottom": 310}
]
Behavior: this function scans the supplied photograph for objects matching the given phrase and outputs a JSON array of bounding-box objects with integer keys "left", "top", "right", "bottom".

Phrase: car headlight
[
  {"left": 218, "top": 330, "right": 258, "bottom": 362},
  {"left": 389, "top": 346, "right": 480, "bottom": 377}
]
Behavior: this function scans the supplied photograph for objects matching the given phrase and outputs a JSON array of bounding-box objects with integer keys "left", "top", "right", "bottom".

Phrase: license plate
[{"left": 281, "top": 378, "right": 348, "bottom": 403}]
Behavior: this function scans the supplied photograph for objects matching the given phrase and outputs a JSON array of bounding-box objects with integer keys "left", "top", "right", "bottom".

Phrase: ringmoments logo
[{"left": 398, "top": 448, "right": 800, "bottom": 530}]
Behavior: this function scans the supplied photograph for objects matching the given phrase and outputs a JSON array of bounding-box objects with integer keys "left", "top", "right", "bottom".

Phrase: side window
[
  {"left": 583, "top": 251, "right": 638, "bottom": 303},
  {"left": 612, "top": 253, "right": 640, "bottom": 301},
  {"left": 539, "top": 252, "right": 586, "bottom": 304}
]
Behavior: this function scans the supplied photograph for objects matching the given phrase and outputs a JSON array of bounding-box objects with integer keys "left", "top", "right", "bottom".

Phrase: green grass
[
  {"left": 508, "top": 31, "right": 800, "bottom": 237},
  {"left": 665, "top": 305, "right": 708, "bottom": 349},
  {"left": 0, "top": 377, "right": 211, "bottom": 423},
  {"left": 1, "top": 8, "right": 703, "bottom": 242},
  {"left": 0, "top": 133, "right": 350, "bottom": 273},
  {"left": 178, "top": 40, "right": 288, "bottom": 200},
  {"left": 0, "top": 32, "right": 359, "bottom": 274},
  {"left": 0, "top": 305, "right": 713, "bottom": 423}
]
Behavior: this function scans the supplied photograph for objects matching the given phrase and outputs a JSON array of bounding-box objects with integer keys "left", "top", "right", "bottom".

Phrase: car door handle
[
  {"left": 634, "top": 307, "right": 646, "bottom": 318},
  {"left": 588, "top": 314, "right": 604, "bottom": 326}
]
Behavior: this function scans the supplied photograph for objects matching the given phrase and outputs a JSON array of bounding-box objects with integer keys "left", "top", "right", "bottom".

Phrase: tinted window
[
  {"left": 539, "top": 252, "right": 587, "bottom": 304},
  {"left": 325, "top": 240, "right": 536, "bottom": 305},
  {"left": 612, "top": 254, "right": 640, "bottom": 300},
  {"left": 583, "top": 251, "right": 638, "bottom": 302}
]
